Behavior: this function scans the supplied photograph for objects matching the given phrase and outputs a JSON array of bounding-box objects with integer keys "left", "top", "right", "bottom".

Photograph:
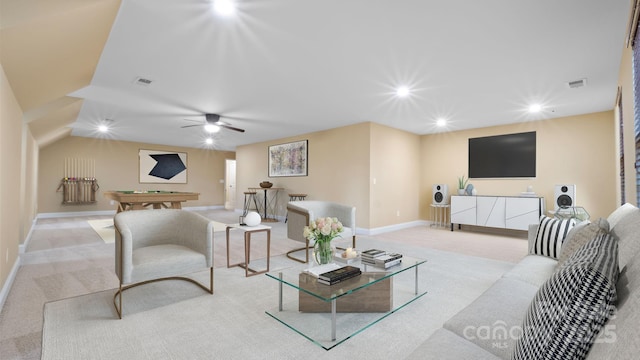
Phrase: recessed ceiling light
[
  {"left": 528, "top": 104, "right": 542, "bottom": 113},
  {"left": 98, "top": 125, "right": 109, "bottom": 133},
  {"left": 396, "top": 86, "right": 410, "bottom": 97},
  {"left": 205, "top": 138, "right": 214, "bottom": 145},
  {"left": 204, "top": 124, "right": 221, "bottom": 133},
  {"left": 436, "top": 118, "right": 447, "bottom": 127},
  {"left": 213, "top": 0, "right": 236, "bottom": 16}
]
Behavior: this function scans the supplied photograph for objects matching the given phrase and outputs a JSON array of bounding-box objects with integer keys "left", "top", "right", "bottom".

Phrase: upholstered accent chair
[
  {"left": 286, "top": 201, "right": 356, "bottom": 263},
  {"left": 113, "top": 209, "right": 215, "bottom": 318}
]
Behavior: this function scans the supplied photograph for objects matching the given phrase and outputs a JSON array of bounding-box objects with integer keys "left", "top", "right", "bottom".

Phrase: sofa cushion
[
  {"left": 606, "top": 202, "right": 637, "bottom": 229},
  {"left": 513, "top": 233, "right": 619, "bottom": 360},
  {"left": 444, "top": 277, "right": 539, "bottom": 359},
  {"left": 502, "top": 255, "right": 558, "bottom": 288},
  {"left": 609, "top": 206, "right": 640, "bottom": 270},
  {"left": 532, "top": 216, "right": 576, "bottom": 259},
  {"left": 557, "top": 218, "right": 609, "bottom": 268},
  {"left": 406, "top": 328, "right": 502, "bottom": 360},
  {"left": 130, "top": 244, "right": 207, "bottom": 283}
]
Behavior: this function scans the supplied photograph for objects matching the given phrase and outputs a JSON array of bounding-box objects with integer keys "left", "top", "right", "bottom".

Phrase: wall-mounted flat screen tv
[{"left": 468, "top": 131, "right": 536, "bottom": 178}]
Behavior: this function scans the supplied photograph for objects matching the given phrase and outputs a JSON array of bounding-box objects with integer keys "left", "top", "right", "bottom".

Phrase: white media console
[{"left": 450, "top": 195, "right": 545, "bottom": 231}]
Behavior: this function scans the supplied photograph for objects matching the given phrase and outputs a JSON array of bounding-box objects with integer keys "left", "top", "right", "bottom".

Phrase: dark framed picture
[
  {"left": 139, "top": 149, "right": 188, "bottom": 183},
  {"left": 268, "top": 140, "right": 308, "bottom": 177}
]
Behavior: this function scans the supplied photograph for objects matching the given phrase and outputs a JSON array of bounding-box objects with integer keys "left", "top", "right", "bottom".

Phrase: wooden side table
[{"left": 226, "top": 224, "right": 271, "bottom": 277}]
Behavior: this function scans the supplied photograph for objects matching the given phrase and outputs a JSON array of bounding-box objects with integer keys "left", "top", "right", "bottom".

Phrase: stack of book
[
  {"left": 361, "top": 249, "right": 403, "bottom": 269},
  {"left": 317, "top": 265, "right": 362, "bottom": 285}
]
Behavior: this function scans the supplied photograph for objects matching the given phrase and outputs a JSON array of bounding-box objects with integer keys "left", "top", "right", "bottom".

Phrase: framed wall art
[
  {"left": 268, "top": 140, "right": 308, "bottom": 177},
  {"left": 139, "top": 149, "right": 188, "bottom": 183}
]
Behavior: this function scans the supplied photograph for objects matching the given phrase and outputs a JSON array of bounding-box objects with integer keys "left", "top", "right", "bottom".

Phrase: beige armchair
[
  {"left": 113, "top": 209, "right": 215, "bottom": 318},
  {"left": 286, "top": 201, "right": 356, "bottom": 263}
]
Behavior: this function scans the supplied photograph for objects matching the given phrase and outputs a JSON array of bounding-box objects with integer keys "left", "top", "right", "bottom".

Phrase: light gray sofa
[
  {"left": 408, "top": 203, "right": 640, "bottom": 359},
  {"left": 286, "top": 201, "right": 356, "bottom": 263},
  {"left": 113, "top": 209, "right": 215, "bottom": 318}
]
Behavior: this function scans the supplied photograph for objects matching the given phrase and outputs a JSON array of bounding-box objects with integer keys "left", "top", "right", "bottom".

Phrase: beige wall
[
  {"left": 420, "top": 111, "right": 618, "bottom": 220},
  {"left": 38, "top": 137, "right": 235, "bottom": 214},
  {"left": 617, "top": 43, "right": 638, "bottom": 206},
  {"left": 236, "top": 123, "right": 372, "bottom": 228},
  {"left": 238, "top": 113, "right": 619, "bottom": 232},
  {"left": 1, "top": 64, "right": 34, "bottom": 290},
  {"left": 21, "top": 129, "right": 38, "bottom": 243},
  {"left": 370, "top": 123, "right": 421, "bottom": 228}
]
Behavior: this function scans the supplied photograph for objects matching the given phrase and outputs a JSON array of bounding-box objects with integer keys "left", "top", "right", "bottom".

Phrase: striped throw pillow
[
  {"left": 533, "top": 216, "right": 576, "bottom": 259},
  {"left": 513, "top": 233, "right": 619, "bottom": 359}
]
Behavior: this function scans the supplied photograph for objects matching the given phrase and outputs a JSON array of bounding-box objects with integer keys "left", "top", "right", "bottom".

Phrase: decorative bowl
[{"left": 259, "top": 181, "right": 273, "bottom": 188}]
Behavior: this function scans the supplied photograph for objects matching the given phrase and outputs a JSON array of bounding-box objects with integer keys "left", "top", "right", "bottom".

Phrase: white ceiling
[{"left": 68, "top": 0, "right": 631, "bottom": 151}]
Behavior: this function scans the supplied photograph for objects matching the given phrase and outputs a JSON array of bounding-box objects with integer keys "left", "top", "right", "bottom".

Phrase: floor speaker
[
  {"left": 433, "top": 184, "right": 449, "bottom": 205},
  {"left": 554, "top": 184, "right": 576, "bottom": 210}
]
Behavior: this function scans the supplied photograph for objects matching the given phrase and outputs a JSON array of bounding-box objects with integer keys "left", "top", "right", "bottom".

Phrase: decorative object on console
[
  {"left": 520, "top": 185, "right": 537, "bottom": 197},
  {"left": 457, "top": 175, "right": 468, "bottom": 195},
  {"left": 432, "top": 184, "right": 449, "bottom": 204},
  {"left": 532, "top": 216, "right": 577, "bottom": 259},
  {"left": 465, "top": 183, "right": 474, "bottom": 196},
  {"left": 554, "top": 184, "right": 576, "bottom": 210},
  {"left": 243, "top": 211, "right": 261, "bottom": 226},
  {"left": 303, "top": 217, "right": 344, "bottom": 265},
  {"left": 259, "top": 181, "right": 273, "bottom": 188}
]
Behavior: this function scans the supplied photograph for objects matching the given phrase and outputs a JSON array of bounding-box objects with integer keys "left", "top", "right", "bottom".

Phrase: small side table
[
  {"left": 550, "top": 206, "right": 590, "bottom": 222},
  {"left": 430, "top": 204, "right": 450, "bottom": 228},
  {"left": 226, "top": 224, "right": 272, "bottom": 277}
]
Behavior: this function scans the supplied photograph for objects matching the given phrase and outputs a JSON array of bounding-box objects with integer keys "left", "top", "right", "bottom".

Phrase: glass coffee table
[{"left": 265, "top": 256, "right": 427, "bottom": 350}]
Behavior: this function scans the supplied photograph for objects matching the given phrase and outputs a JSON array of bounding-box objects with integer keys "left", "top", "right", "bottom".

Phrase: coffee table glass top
[
  {"left": 264, "top": 256, "right": 428, "bottom": 350},
  {"left": 265, "top": 256, "right": 426, "bottom": 302}
]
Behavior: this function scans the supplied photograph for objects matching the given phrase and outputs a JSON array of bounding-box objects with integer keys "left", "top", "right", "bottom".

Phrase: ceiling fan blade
[
  {"left": 217, "top": 123, "right": 245, "bottom": 133},
  {"left": 181, "top": 124, "right": 202, "bottom": 128}
]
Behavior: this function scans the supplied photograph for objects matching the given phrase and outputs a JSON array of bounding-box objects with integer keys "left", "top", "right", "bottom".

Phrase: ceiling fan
[{"left": 181, "top": 113, "right": 245, "bottom": 133}]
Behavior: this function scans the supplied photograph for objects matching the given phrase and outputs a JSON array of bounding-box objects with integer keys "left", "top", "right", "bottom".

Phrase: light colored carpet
[
  {"left": 42, "top": 238, "right": 515, "bottom": 359},
  {"left": 87, "top": 219, "right": 229, "bottom": 244}
]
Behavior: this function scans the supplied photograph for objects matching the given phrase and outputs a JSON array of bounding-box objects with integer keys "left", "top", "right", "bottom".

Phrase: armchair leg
[
  {"left": 286, "top": 239, "right": 313, "bottom": 263},
  {"left": 113, "top": 267, "right": 214, "bottom": 319}
]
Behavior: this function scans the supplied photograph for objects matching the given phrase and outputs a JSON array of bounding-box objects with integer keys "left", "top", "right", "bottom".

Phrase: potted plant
[{"left": 457, "top": 175, "right": 468, "bottom": 195}]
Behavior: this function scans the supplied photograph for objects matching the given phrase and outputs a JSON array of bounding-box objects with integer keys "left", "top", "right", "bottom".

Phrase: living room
[{"left": 1, "top": 0, "right": 639, "bottom": 358}]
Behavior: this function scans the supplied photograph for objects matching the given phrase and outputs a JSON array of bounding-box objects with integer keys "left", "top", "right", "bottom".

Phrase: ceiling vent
[
  {"left": 566, "top": 78, "right": 587, "bottom": 89},
  {"left": 133, "top": 77, "right": 153, "bottom": 86}
]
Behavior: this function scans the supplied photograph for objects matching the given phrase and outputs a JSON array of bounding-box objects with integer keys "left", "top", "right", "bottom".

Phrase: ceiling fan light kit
[{"left": 181, "top": 113, "right": 245, "bottom": 133}]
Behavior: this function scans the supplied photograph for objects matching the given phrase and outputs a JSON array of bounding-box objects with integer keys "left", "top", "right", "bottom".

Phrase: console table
[
  {"left": 248, "top": 187, "right": 283, "bottom": 222},
  {"left": 450, "top": 195, "right": 544, "bottom": 231}
]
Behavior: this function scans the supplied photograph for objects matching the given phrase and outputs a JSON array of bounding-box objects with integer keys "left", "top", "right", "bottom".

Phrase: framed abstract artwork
[
  {"left": 268, "top": 140, "right": 308, "bottom": 177},
  {"left": 139, "top": 149, "right": 188, "bottom": 183}
]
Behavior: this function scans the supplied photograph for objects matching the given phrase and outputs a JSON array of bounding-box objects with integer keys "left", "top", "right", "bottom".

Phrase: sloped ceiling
[{"left": 0, "top": 0, "right": 121, "bottom": 146}]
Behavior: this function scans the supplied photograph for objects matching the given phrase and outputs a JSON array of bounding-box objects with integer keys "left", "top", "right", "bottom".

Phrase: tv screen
[{"left": 468, "top": 131, "right": 536, "bottom": 178}]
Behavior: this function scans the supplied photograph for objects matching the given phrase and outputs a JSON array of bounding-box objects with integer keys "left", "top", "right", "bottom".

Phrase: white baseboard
[
  {"left": 37, "top": 210, "right": 116, "bottom": 219},
  {"left": 358, "top": 220, "right": 429, "bottom": 236},
  {"left": 0, "top": 256, "right": 21, "bottom": 313},
  {"left": 37, "top": 205, "right": 226, "bottom": 219},
  {"left": 183, "top": 205, "right": 225, "bottom": 211},
  {"left": 19, "top": 218, "right": 38, "bottom": 254}
]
